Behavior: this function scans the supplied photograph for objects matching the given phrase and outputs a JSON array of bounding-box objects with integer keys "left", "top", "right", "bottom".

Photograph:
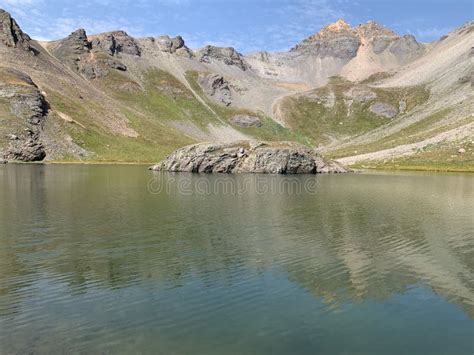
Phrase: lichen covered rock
[{"left": 150, "top": 142, "right": 347, "bottom": 174}]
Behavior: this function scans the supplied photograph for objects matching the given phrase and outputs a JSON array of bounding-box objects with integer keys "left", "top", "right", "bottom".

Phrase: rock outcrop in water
[{"left": 150, "top": 142, "right": 347, "bottom": 174}]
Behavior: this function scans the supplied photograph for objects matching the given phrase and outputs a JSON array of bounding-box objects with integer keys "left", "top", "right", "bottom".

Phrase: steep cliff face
[
  {"left": 0, "top": 9, "right": 33, "bottom": 51},
  {"left": 292, "top": 19, "right": 361, "bottom": 59},
  {"left": 0, "top": 68, "right": 47, "bottom": 161},
  {"left": 90, "top": 30, "right": 141, "bottom": 56},
  {"left": 294, "top": 19, "right": 425, "bottom": 61},
  {"left": 50, "top": 29, "right": 129, "bottom": 79}
]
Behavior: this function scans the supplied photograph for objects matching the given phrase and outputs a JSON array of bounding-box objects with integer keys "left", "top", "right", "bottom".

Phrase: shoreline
[{"left": 1, "top": 160, "right": 473, "bottom": 173}]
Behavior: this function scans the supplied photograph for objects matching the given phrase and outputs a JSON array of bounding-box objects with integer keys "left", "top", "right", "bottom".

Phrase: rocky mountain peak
[
  {"left": 290, "top": 18, "right": 425, "bottom": 63},
  {"left": 64, "top": 28, "right": 91, "bottom": 53},
  {"left": 326, "top": 19, "right": 351, "bottom": 32},
  {"left": 291, "top": 19, "right": 360, "bottom": 58},
  {"left": 304, "top": 18, "right": 354, "bottom": 43},
  {"left": 355, "top": 21, "right": 398, "bottom": 40},
  {"left": 303, "top": 19, "right": 398, "bottom": 44},
  {"left": 90, "top": 30, "right": 141, "bottom": 56},
  {"left": 196, "top": 45, "right": 248, "bottom": 71},
  {"left": 0, "top": 9, "right": 33, "bottom": 51},
  {"left": 50, "top": 28, "right": 130, "bottom": 79}
]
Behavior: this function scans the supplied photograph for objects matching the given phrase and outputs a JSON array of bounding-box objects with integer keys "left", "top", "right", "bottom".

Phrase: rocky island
[{"left": 150, "top": 141, "right": 347, "bottom": 174}]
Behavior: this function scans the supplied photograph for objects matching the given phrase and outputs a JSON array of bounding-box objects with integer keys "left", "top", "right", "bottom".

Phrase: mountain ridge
[{"left": 0, "top": 8, "right": 472, "bottom": 170}]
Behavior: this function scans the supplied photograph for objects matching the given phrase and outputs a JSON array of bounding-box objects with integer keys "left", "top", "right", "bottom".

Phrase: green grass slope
[
  {"left": 45, "top": 69, "right": 198, "bottom": 163},
  {"left": 184, "top": 71, "right": 305, "bottom": 143},
  {"left": 352, "top": 139, "right": 474, "bottom": 172},
  {"left": 279, "top": 76, "right": 429, "bottom": 146},
  {"left": 44, "top": 68, "right": 306, "bottom": 163}
]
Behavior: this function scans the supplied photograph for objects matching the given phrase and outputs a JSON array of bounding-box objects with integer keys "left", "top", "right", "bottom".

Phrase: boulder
[
  {"left": 230, "top": 115, "right": 262, "bottom": 128},
  {"left": 155, "top": 35, "right": 192, "bottom": 57},
  {"left": 150, "top": 142, "right": 347, "bottom": 174},
  {"left": 198, "top": 73, "right": 232, "bottom": 106},
  {"left": 399, "top": 100, "right": 407, "bottom": 113},
  {"left": 370, "top": 102, "right": 398, "bottom": 118}
]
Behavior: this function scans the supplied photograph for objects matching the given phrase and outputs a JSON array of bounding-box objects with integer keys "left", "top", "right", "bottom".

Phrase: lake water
[{"left": 0, "top": 165, "right": 473, "bottom": 354}]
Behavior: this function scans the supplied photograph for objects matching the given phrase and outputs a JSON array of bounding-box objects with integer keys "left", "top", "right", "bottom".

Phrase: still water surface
[{"left": 0, "top": 165, "right": 473, "bottom": 354}]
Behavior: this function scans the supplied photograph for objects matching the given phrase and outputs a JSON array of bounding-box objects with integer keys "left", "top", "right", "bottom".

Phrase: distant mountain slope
[
  {"left": 0, "top": 8, "right": 472, "bottom": 169},
  {"left": 246, "top": 19, "right": 426, "bottom": 86}
]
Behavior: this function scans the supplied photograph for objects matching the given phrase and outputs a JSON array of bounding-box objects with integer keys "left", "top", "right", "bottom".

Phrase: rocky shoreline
[{"left": 150, "top": 142, "right": 347, "bottom": 174}]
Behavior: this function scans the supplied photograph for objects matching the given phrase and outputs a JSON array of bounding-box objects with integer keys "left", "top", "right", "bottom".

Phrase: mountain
[
  {"left": 0, "top": 8, "right": 472, "bottom": 170},
  {"left": 247, "top": 19, "right": 426, "bottom": 85}
]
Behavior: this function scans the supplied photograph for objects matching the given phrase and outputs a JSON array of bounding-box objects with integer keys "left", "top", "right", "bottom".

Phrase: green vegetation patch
[
  {"left": 185, "top": 71, "right": 307, "bottom": 144},
  {"left": 47, "top": 84, "right": 194, "bottom": 163},
  {"left": 279, "top": 76, "right": 429, "bottom": 146},
  {"left": 352, "top": 141, "right": 474, "bottom": 172},
  {"left": 101, "top": 69, "right": 220, "bottom": 130},
  {"left": 328, "top": 109, "right": 470, "bottom": 159}
]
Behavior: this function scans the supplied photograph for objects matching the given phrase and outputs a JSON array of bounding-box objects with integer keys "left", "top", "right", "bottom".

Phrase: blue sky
[{"left": 0, "top": 0, "right": 472, "bottom": 53}]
